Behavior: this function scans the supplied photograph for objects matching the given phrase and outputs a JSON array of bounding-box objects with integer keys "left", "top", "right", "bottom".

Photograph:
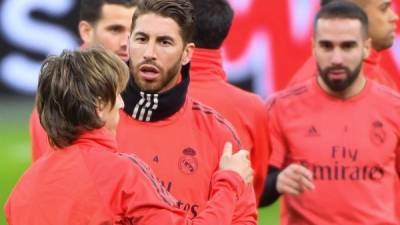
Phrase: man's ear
[
  {"left": 79, "top": 20, "right": 94, "bottom": 44},
  {"left": 181, "top": 43, "right": 195, "bottom": 65},
  {"left": 96, "top": 98, "right": 106, "bottom": 120},
  {"left": 363, "top": 37, "right": 372, "bottom": 59}
]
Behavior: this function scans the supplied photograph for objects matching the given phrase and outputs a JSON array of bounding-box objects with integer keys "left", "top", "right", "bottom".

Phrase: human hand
[
  {"left": 277, "top": 164, "right": 315, "bottom": 196},
  {"left": 219, "top": 142, "right": 253, "bottom": 184}
]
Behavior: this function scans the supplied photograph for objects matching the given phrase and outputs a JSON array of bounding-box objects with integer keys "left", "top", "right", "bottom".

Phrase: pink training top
[{"left": 268, "top": 78, "right": 400, "bottom": 225}]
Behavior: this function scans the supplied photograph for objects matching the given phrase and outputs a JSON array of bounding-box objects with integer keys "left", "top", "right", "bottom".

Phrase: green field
[{"left": 0, "top": 96, "right": 279, "bottom": 225}]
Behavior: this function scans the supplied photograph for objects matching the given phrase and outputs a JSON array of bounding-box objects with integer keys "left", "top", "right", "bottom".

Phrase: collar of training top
[{"left": 122, "top": 63, "right": 190, "bottom": 122}]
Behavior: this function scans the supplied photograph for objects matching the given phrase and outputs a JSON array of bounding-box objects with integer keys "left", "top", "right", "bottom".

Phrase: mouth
[
  {"left": 390, "top": 27, "right": 397, "bottom": 36},
  {"left": 139, "top": 64, "right": 160, "bottom": 81},
  {"left": 328, "top": 69, "right": 346, "bottom": 80},
  {"left": 390, "top": 30, "right": 397, "bottom": 37},
  {"left": 117, "top": 53, "right": 129, "bottom": 61}
]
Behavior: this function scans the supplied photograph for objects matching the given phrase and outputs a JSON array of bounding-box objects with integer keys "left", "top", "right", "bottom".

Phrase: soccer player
[
  {"left": 187, "top": 0, "right": 269, "bottom": 203},
  {"left": 116, "top": 0, "right": 257, "bottom": 223},
  {"left": 78, "top": 0, "right": 137, "bottom": 62},
  {"left": 259, "top": 0, "right": 400, "bottom": 207},
  {"left": 288, "top": 0, "right": 399, "bottom": 89},
  {"left": 5, "top": 47, "right": 254, "bottom": 225},
  {"left": 263, "top": 2, "right": 400, "bottom": 224},
  {"left": 30, "top": 0, "right": 138, "bottom": 162}
]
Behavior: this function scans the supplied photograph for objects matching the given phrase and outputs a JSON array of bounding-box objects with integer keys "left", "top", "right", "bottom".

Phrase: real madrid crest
[
  {"left": 370, "top": 120, "right": 386, "bottom": 146},
  {"left": 178, "top": 147, "right": 198, "bottom": 175}
]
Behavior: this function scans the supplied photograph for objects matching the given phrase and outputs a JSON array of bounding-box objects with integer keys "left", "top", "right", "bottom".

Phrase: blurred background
[{"left": 1, "top": 0, "right": 400, "bottom": 224}]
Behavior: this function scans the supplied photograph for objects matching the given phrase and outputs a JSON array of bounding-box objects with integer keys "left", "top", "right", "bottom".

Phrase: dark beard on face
[
  {"left": 130, "top": 57, "right": 182, "bottom": 94},
  {"left": 318, "top": 62, "right": 362, "bottom": 92}
]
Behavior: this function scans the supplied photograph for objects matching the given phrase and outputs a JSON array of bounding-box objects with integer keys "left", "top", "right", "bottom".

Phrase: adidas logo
[{"left": 307, "top": 126, "right": 319, "bottom": 137}]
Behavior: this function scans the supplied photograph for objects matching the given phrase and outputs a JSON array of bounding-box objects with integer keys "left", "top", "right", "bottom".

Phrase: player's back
[
  {"left": 188, "top": 48, "right": 269, "bottom": 201},
  {"left": 5, "top": 128, "right": 185, "bottom": 225},
  {"left": 6, "top": 129, "right": 124, "bottom": 224}
]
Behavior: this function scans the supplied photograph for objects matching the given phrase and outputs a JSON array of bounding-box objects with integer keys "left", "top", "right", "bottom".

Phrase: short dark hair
[
  {"left": 36, "top": 47, "right": 129, "bottom": 148},
  {"left": 190, "top": 0, "right": 234, "bottom": 49},
  {"left": 131, "top": 0, "right": 195, "bottom": 43},
  {"left": 314, "top": 1, "right": 368, "bottom": 38},
  {"left": 321, "top": 0, "right": 336, "bottom": 7},
  {"left": 80, "top": 0, "right": 138, "bottom": 24},
  {"left": 321, "top": 0, "right": 368, "bottom": 7}
]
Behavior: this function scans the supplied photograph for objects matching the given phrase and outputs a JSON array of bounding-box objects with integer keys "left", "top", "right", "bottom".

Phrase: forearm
[
  {"left": 187, "top": 170, "right": 245, "bottom": 225},
  {"left": 230, "top": 183, "right": 258, "bottom": 225}
]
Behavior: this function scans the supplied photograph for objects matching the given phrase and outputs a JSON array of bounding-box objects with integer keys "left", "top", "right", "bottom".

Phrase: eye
[
  {"left": 161, "top": 40, "right": 172, "bottom": 46},
  {"left": 341, "top": 42, "right": 357, "bottom": 51},
  {"left": 379, "top": 2, "right": 390, "bottom": 12},
  {"left": 108, "top": 25, "right": 123, "bottom": 34},
  {"left": 319, "top": 41, "right": 333, "bottom": 51},
  {"left": 135, "top": 36, "right": 147, "bottom": 43}
]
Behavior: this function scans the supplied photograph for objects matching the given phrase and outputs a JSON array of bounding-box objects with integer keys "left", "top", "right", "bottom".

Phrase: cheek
[
  {"left": 97, "top": 32, "right": 119, "bottom": 48},
  {"left": 161, "top": 50, "right": 183, "bottom": 65},
  {"left": 315, "top": 52, "right": 330, "bottom": 65},
  {"left": 346, "top": 53, "right": 363, "bottom": 67},
  {"left": 129, "top": 45, "right": 144, "bottom": 59},
  {"left": 370, "top": 16, "right": 388, "bottom": 34}
]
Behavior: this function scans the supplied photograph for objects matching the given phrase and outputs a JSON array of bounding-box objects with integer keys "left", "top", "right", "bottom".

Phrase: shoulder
[
  {"left": 224, "top": 83, "right": 266, "bottom": 111},
  {"left": 370, "top": 80, "right": 400, "bottom": 101},
  {"left": 189, "top": 98, "right": 241, "bottom": 147},
  {"left": 266, "top": 80, "right": 313, "bottom": 112},
  {"left": 190, "top": 98, "right": 230, "bottom": 124},
  {"left": 288, "top": 56, "right": 317, "bottom": 86},
  {"left": 368, "top": 81, "right": 400, "bottom": 114}
]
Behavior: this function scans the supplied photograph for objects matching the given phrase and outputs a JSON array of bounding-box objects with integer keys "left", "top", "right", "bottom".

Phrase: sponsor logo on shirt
[
  {"left": 299, "top": 145, "right": 385, "bottom": 181},
  {"left": 157, "top": 179, "right": 200, "bottom": 218},
  {"left": 178, "top": 147, "right": 198, "bottom": 175},
  {"left": 370, "top": 120, "right": 386, "bottom": 146},
  {"left": 176, "top": 200, "right": 200, "bottom": 218}
]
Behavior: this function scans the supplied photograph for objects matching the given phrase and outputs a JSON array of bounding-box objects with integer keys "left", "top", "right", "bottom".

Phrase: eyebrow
[
  {"left": 318, "top": 40, "right": 332, "bottom": 44},
  {"left": 340, "top": 40, "right": 357, "bottom": 47},
  {"left": 317, "top": 40, "right": 357, "bottom": 46},
  {"left": 157, "top": 35, "right": 175, "bottom": 42},
  {"left": 105, "top": 24, "right": 124, "bottom": 29},
  {"left": 134, "top": 31, "right": 149, "bottom": 37}
]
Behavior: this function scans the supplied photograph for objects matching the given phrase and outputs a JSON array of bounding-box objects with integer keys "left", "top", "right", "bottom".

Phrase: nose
[
  {"left": 331, "top": 49, "right": 344, "bottom": 65},
  {"left": 120, "top": 35, "right": 129, "bottom": 49},
  {"left": 143, "top": 41, "right": 156, "bottom": 60},
  {"left": 389, "top": 7, "right": 399, "bottom": 23}
]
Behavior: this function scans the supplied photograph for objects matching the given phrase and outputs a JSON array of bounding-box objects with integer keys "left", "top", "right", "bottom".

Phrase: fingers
[
  {"left": 278, "top": 175, "right": 303, "bottom": 195},
  {"left": 222, "top": 142, "right": 233, "bottom": 158},
  {"left": 298, "top": 174, "right": 315, "bottom": 191},
  {"left": 278, "top": 175, "right": 310, "bottom": 195},
  {"left": 293, "top": 165, "right": 313, "bottom": 183},
  {"left": 219, "top": 144, "right": 253, "bottom": 184},
  {"left": 235, "top": 149, "right": 250, "bottom": 158},
  {"left": 277, "top": 164, "right": 315, "bottom": 196}
]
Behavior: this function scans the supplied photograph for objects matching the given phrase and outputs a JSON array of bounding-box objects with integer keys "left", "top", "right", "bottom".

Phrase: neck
[
  {"left": 317, "top": 74, "right": 367, "bottom": 99},
  {"left": 364, "top": 48, "right": 380, "bottom": 65},
  {"left": 122, "top": 64, "right": 190, "bottom": 122}
]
